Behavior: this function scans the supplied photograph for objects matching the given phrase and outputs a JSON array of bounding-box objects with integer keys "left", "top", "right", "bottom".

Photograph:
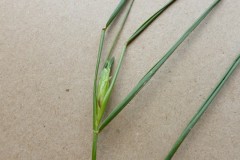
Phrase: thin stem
[
  {"left": 92, "top": 132, "right": 99, "bottom": 160},
  {"left": 165, "top": 54, "right": 240, "bottom": 160},
  {"left": 99, "top": 0, "right": 222, "bottom": 132}
]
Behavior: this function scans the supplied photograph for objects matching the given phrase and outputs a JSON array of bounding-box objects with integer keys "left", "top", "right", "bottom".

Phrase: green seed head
[{"left": 97, "top": 57, "right": 114, "bottom": 108}]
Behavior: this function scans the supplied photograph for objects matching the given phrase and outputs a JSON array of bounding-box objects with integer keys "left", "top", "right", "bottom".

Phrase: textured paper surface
[{"left": 0, "top": 0, "right": 240, "bottom": 159}]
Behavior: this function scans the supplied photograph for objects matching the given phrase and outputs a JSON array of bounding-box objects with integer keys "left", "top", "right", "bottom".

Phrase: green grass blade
[
  {"left": 127, "top": 0, "right": 176, "bottom": 45},
  {"left": 105, "top": 0, "right": 127, "bottom": 28},
  {"left": 106, "top": 0, "right": 135, "bottom": 60},
  {"left": 165, "top": 54, "right": 240, "bottom": 160},
  {"left": 99, "top": 0, "right": 176, "bottom": 126},
  {"left": 93, "top": 30, "right": 106, "bottom": 130},
  {"left": 99, "top": 0, "right": 222, "bottom": 132}
]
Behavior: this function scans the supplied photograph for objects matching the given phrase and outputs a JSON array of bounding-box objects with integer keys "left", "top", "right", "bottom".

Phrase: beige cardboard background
[{"left": 0, "top": 0, "right": 239, "bottom": 159}]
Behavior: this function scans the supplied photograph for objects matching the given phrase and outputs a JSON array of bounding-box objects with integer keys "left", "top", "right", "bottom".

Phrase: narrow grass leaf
[{"left": 165, "top": 54, "right": 240, "bottom": 160}]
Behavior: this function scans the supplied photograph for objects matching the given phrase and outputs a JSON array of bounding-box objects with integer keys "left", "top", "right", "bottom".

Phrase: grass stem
[{"left": 92, "top": 132, "right": 99, "bottom": 160}]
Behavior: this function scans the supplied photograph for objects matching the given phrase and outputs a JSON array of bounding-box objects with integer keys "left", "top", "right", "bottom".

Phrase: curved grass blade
[
  {"left": 99, "top": 0, "right": 176, "bottom": 127},
  {"left": 165, "top": 54, "right": 240, "bottom": 160},
  {"left": 99, "top": 0, "right": 222, "bottom": 132}
]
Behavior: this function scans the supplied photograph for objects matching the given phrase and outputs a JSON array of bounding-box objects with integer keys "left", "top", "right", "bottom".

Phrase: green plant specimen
[{"left": 92, "top": 0, "right": 222, "bottom": 159}]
